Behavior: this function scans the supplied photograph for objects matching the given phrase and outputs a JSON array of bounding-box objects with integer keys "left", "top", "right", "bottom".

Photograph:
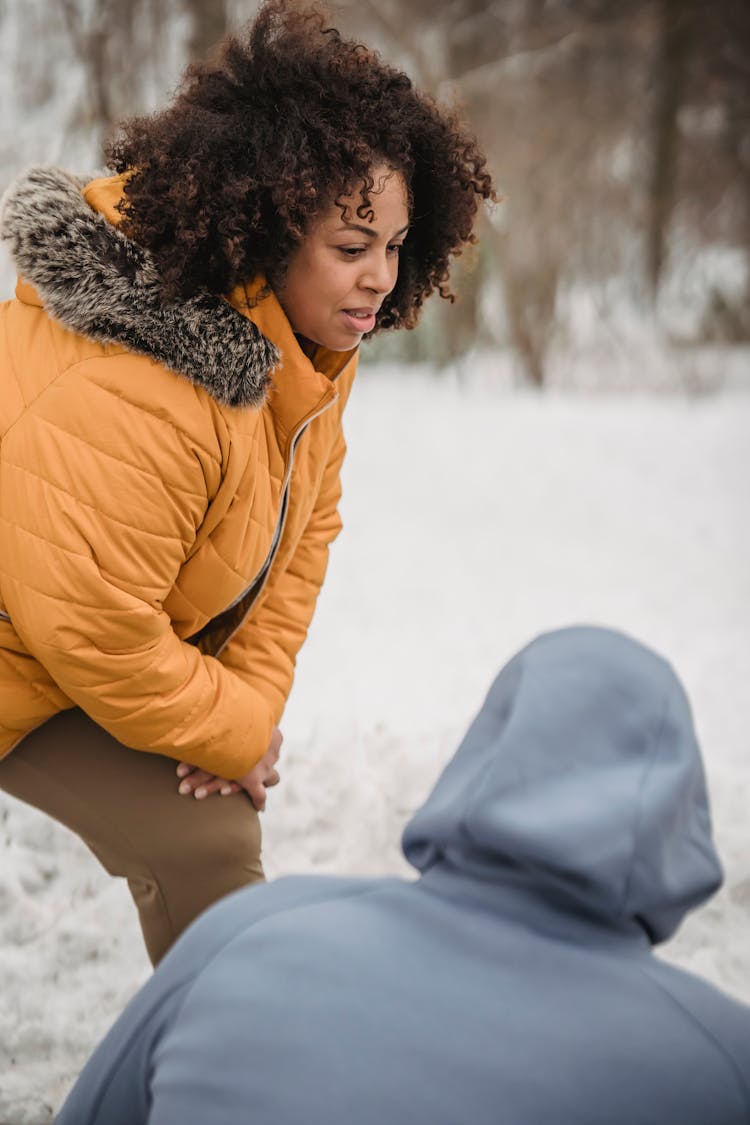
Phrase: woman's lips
[{"left": 341, "top": 309, "right": 376, "bottom": 333}]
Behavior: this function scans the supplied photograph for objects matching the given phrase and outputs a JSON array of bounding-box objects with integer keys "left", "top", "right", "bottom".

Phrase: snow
[{"left": 1, "top": 365, "right": 749, "bottom": 1123}]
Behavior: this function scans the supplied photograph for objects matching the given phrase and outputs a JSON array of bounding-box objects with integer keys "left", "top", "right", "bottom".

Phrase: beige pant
[{"left": 0, "top": 708, "right": 264, "bottom": 964}]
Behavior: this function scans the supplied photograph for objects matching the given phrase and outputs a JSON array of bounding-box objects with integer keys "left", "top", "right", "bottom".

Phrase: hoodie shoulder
[{"left": 640, "top": 956, "right": 750, "bottom": 1113}]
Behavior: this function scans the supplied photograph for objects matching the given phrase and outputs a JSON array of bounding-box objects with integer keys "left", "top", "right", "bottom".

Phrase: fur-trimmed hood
[{"left": 0, "top": 166, "right": 279, "bottom": 408}]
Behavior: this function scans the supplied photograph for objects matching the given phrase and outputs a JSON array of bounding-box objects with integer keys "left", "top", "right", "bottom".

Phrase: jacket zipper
[
  {"left": 0, "top": 415, "right": 329, "bottom": 636},
  {"left": 0, "top": 368, "right": 351, "bottom": 646},
  {"left": 213, "top": 393, "right": 338, "bottom": 658}
]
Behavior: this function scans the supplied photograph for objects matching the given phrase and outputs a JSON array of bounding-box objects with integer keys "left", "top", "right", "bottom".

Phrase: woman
[{"left": 0, "top": 0, "right": 493, "bottom": 963}]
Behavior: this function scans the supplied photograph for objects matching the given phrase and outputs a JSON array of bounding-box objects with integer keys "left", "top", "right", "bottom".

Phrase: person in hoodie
[
  {"left": 55, "top": 626, "right": 750, "bottom": 1125},
  {"left": 0, "top": 0, "right": 493, "bottom": 964}
]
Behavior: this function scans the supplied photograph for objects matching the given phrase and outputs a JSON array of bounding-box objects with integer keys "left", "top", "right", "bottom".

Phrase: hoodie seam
[
  {"left": 636, "top": 963, "right": 750, "bottom": 1114},
  {"left": 453, "top": 661, "right": 525, "bottom": 857},
  {"left": 162, "top": 883, "right": 393, "bottom": 1039},
  {"left": 619, "top": 685, "right": 673, "bottom": 931},
  {"left": 81, "top": 882, "right": 384, "bottom": 1122}
]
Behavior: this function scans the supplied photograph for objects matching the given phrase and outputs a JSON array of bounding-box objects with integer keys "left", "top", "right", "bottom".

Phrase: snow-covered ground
[{"left": 1, "top": 365, "right": 749, "bottom": 1124}]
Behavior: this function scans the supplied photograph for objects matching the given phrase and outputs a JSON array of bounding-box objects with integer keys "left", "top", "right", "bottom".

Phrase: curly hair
[{"left": 106, "top": 0, "right": 494, "bottom": 332}]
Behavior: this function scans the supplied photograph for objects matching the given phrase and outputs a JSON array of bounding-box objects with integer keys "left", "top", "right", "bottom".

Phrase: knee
[
  {"left": 132, "top": 795, "right": 264, "bottom": 963},
  {"left": 156, "top": 793, "right": 263, "bottom": 879}
]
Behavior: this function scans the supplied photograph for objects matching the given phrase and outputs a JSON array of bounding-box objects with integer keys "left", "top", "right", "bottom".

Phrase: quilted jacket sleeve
[
  {"left": 217, "top": 421, "right": 347, "bottom": 723},
  {"left": 0, "top": 357, "right": 275, "bottom": 778}
]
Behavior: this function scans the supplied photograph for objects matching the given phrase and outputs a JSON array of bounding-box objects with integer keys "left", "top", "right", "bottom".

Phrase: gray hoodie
[{"left": 56, "top": 627, "right": 750, "bottom": 1124}]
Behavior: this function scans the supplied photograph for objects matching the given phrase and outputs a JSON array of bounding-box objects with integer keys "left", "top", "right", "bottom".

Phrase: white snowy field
[{"left": 1, "top": 365, "right": 749, "bottom": 1124}]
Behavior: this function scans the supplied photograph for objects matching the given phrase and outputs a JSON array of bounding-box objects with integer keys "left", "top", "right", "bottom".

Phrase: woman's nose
[{"left": 360, "top": 253, "right": 396, "bottom": 294}]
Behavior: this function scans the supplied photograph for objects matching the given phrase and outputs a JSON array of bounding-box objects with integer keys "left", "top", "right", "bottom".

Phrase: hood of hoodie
[
  {"left": 403, "top": 626, "right": 723, "bottom": 944},
  {"left": 0, "top": 166, "right": 280, "bottom": 408}
]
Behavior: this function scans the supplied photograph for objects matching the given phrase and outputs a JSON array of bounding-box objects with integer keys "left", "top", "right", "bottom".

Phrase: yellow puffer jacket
[{"left": 0, "top": 167, "right": 357, "bottom": 778}]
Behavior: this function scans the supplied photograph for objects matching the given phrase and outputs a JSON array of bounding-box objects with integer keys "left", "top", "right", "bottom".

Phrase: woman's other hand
[
  {"left": 233, "top": 726, "right": 282, "bottom": 811},
  {"left": 176, "top": 726, "right": 282, "bottom": 810}
]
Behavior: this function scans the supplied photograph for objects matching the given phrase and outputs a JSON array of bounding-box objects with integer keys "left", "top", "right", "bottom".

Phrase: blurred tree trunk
[
  {"left": 59, "top": 0, "right": 134, "bottom": 143},
  {"left": 645, "top": 0, "right": 693, "bottom": 294},
  {"left": 438, "top": 246, "right": 483, "bottom": 363},
  {"left": 184, "top": 0, "right": 228, "bottom": 62},
  {"left": 502, "top": 254, "right": 558, "bottom": 388}
]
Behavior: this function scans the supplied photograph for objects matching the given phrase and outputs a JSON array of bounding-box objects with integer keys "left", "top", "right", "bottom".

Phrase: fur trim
[{"left": 0, "top": 167, "right": 279, "bottom": 408}]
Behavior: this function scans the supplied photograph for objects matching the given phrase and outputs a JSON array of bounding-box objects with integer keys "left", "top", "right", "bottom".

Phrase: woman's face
[{"left": 276, "top": 165, "right": 410, "bottom": 353}]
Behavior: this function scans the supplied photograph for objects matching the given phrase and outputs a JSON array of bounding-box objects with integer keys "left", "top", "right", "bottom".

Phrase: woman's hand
[
  {"left": 176, "top": 727, "right": 282, "bottom": 811},
  {"left": 231, "top": 727, "right": 282, "bottom": 811}
]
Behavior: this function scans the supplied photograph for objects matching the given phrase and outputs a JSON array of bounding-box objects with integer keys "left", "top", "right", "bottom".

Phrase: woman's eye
[{"left": 337, "top": 243, "right": 403, "bottom": 258}]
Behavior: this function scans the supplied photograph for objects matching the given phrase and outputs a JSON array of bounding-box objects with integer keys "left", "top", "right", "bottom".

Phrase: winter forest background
[
  {"left": 1, "top": 0, "right": 749, "bottom": 385},
  {"left": 1, "top": 3, "right": 749, "bottom": 1123}
]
